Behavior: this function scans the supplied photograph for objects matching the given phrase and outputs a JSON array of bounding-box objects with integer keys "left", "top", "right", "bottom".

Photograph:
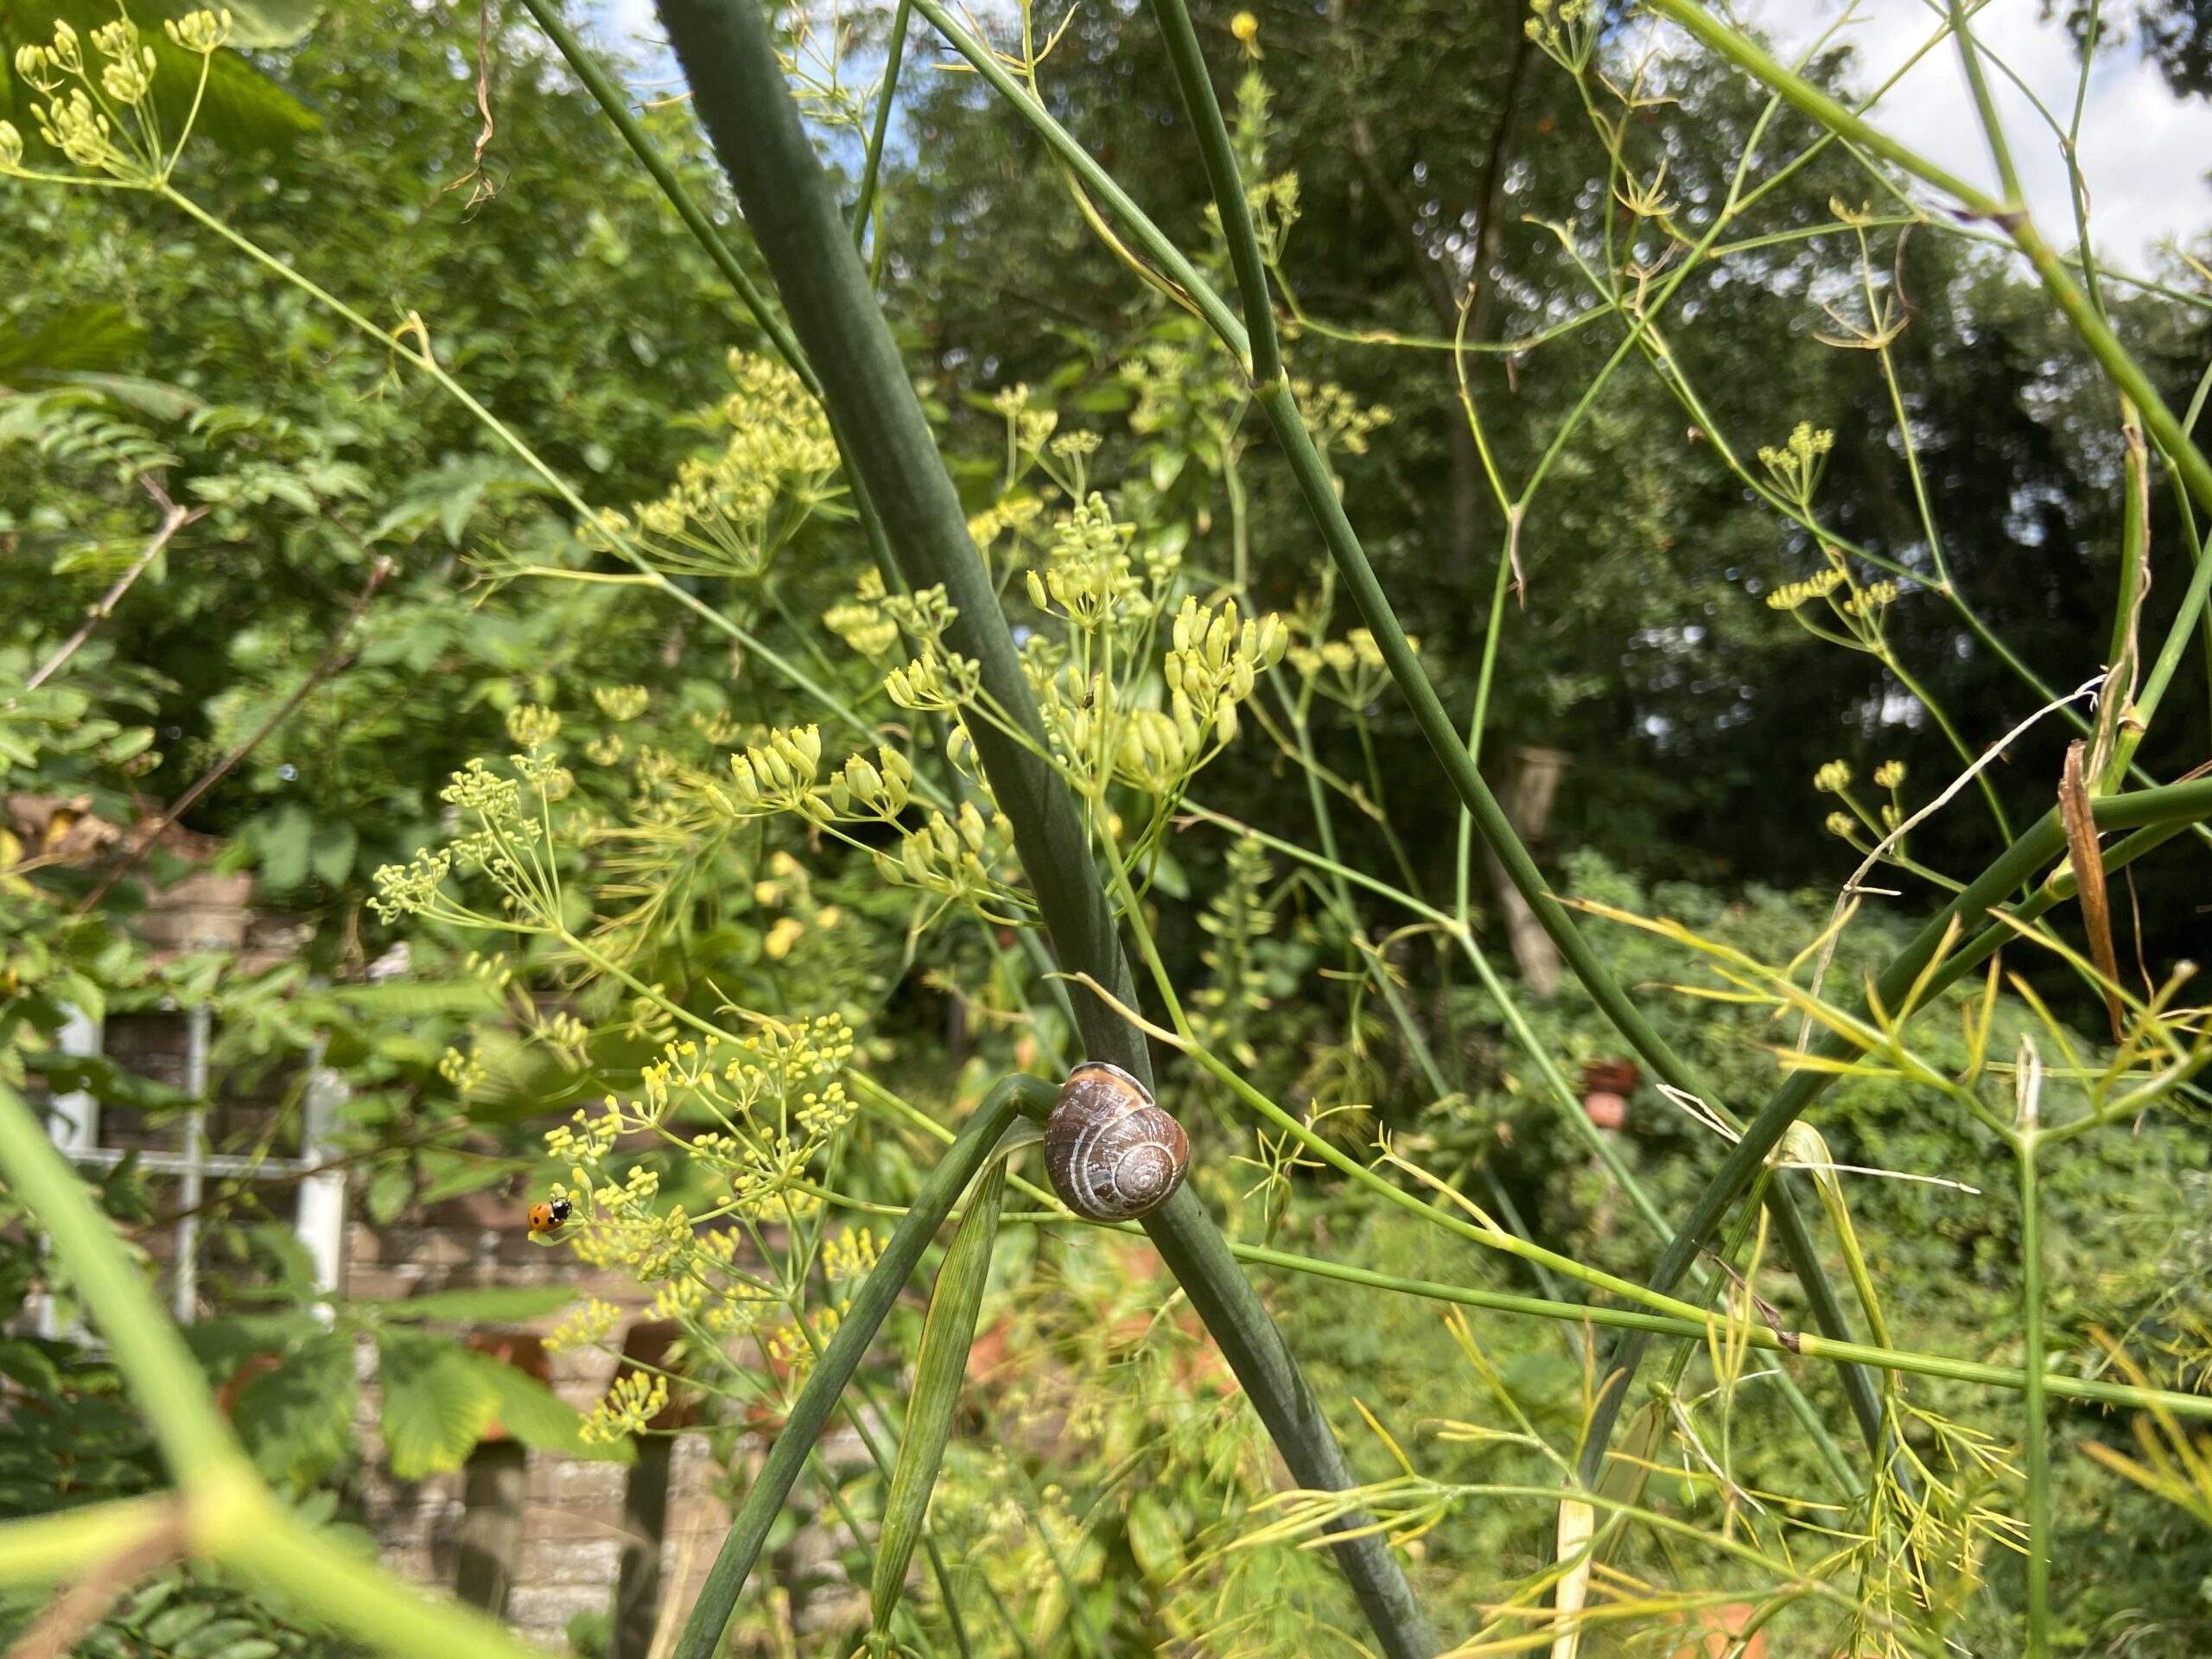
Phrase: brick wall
[{"left": 345, "top": 1215, "right": 738, "bottom": 1653}]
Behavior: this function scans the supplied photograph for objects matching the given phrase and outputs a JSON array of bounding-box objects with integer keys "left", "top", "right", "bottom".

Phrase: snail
[{"left": 1043, "top": 1061, "right": 1189, "bottom": 1222}]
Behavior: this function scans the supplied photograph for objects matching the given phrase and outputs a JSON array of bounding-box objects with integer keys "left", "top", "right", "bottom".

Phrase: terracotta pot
[
  {"left": 466, "top": 1332, "right": 550, "bottom": 1443},
  {"left": 1580, "top": 1058, "right": 1641, "bottom": 1130}
]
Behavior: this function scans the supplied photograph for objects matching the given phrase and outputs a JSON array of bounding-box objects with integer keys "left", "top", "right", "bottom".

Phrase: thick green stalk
[
  {"left": 1142, "top": 0, "right": 1278, "bottom": 382},
  {"left": 1103, "top": 0, "right": 1887, "bottom": 1456},
  {"left": 0, "top": 1084, "right": 543, "bottom": 1659},
  {"left": 512, "top": 0, "right": 905, "bottom": 586},
  {"left": 0, "top": 1086, "right": 236, "bottom": 1484},
  {"left": 1574, "top": 778, "right": 2212, "bottom": 1477},
  {"left": 652, "top": 4, "right": 1435, "bottom": 1652},
  {"left": 673, "top": 1074, "right": 1051, "bottom": 1659}
]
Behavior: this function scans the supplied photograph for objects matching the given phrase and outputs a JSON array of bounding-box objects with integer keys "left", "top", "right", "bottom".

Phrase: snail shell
[{"left": 1043, "top": 1061, "right": 1189, "bottom": 1222}]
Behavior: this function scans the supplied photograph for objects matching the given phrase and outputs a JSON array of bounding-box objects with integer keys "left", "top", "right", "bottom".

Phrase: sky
[
  {"left": 1719, "top": 0, "right": 2212, "bottom": 272},
  {"left": 584, "top": 0, "right": 2212, "bottom": 273}
]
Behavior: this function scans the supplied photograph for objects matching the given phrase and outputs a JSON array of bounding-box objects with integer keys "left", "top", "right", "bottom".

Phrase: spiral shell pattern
[{"left": 1043, "top": 1062, "right": 1189, "bottom": 1222}]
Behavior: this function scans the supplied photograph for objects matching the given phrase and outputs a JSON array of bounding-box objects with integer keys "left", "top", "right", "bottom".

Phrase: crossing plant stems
[{"left": 3, "top": 2, "right": 2211, "bottom": 1656}]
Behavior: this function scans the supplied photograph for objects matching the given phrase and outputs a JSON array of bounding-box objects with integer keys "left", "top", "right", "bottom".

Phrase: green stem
[
  {"left": 1250, "top": 377, "right": 1891, "bottom": 1454},
  {"left": 511, "top": 0, "right": 906, "bottom": 592},
  {"left": 2019, "top": 1126, "right": 2050, "bottom": 1656},
  {"left": 904, "top": 0, "right": 1249, "bottom": 361},
  {"left": 0, "top": 1497, "right": 176, "bottom": 1586},
  {"left": 0, "top": 1084, "right": 237, "bottom": 1483},
  {"left": 852, "top": 0, "right": 912, "bottom": 255},
  {"left": 0, "top": 1084, "right": 543, "bottom": 1659},
  {"left": 653, "top": 4, "right": 1436, "bottom": 1651},
  {"left": 513, "top": 0, "right": 811, "bottom": 390},
  {"left": 1141, "top": 0, "right": 1278, "bottom": 382},
  {"left": 672, "top": 1074, "right": 1051, "bottom": 1659},
  {"left": 1576, "top": 778, "right": 2212, "bottom": 1478},
  {"left": 1644, "top": 0, "right": 2212, "bottom": 528}
]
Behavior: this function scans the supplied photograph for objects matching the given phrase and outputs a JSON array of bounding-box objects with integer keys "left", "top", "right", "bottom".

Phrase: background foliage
[{"left": 3, "top": 0, "right": 2211, "bottom": 1655}]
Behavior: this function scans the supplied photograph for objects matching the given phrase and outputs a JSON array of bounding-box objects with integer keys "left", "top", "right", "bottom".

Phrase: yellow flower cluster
[
  {"left": 4, "top": 11, "right": 231, "bottom": 186},
  {"left": 578, "top": 351, "right": 839, "bottom": 580},
  {"left": 581, "top": 1370, "right": 670, "bottom": 1445},
  {"left": 1764, "top": 567, "right": 1846, "bottom": 613},
  {"left": 544, "top": 1297, "right": 623, "bottom": 1355},
  {"left": 1757, "top": 421, "right": 1835, "bottom": 506},
  {"left": 821, "top": 1228, "right": 882, "bottom": 1283}
]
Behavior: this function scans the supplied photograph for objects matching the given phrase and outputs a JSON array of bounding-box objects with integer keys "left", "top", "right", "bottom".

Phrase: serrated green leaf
[
  {"left": 377, "top": 1330, "right": 499, "bottom": 1478},
  {"left": 363, "top": 1161, "right": 411, "bottom": 1226},
  {"left": 232, "top": 1330, "right": 357, "bottom": 1490},
  {"left": 307, "top": 818, "right": 356, "bottom": 886}
]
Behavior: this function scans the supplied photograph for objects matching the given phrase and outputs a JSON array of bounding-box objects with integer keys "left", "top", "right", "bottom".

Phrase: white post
[
  {"left": 48, "top": 1004, "right": 102, "bottom": 1154},
  {"left": 296, "top": 1052, "right": 348, "bottom": 1321},
  {"left": 36, "top": 1006, "right": 105, "bottom": 1338},
  {"left": 173, "top": 1004, "right": 210, "bottom": 1324}
]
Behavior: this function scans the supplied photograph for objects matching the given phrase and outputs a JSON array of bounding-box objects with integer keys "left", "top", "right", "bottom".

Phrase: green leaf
[
  {"left": 175, "top": 1618, "right": 263, "bottom": 1658},
  {"left": 1126, "top": 1491, "right": 1184, "bottom": 1580},
  {"left": 363, "top": 1162, "right": 411, "bottom": 1226},
  {"left": 307, "top": 818, "right": 356, "bottom": 886},
  {"left": 377, "top": 1330, "right": 499, "bottom": 1479},
  {"left": 370, "top": 1285, "right": 575, "bottom": 1324},
  {"left": 144, "top": 1602, "right": 219, "bottom": 1648},
  {"left": 248, "top": 804, "right": 314, "bottom": 892},
  {"left": 870, "top": 1156, "right": 1006, "bottom": 1637},
  {"left": 0, "top": 303, "right": 147, "bottom": 375},
  {"left": 232, "top": 1330, "right": 358, "bottom": 1489},
  {"left": 224, "top": 0, "right": 324, "bottom": 48},
  {"left": 459, "top": 1349, "right": 633, "bottom": 1465}
]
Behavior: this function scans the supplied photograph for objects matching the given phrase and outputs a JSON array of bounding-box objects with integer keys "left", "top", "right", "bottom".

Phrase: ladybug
[{"left": 527, "top": 1196, "right": 572, "bottom": 1236}]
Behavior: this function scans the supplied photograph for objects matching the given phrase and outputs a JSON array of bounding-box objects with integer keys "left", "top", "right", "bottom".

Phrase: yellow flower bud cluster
[
  {"left": 824, "top": 569, "right": 900, "bottom": 659},
  {"left": 1764, "top": 567, "right": 1846, "bottom": 612},
  {"left": 821, "top": 1228, "right": 881, "bottom": 1283},
  {"left": 1289, "top": 626, "right": 1405, "bottom": 709},
  {"left": 8, "top": 12, "right": 230, "bottom": 184},
  {"left": 581, "top": 1371, "right": 669, "bottom": 1445},
  {"left": 577, "top": 351, "right": 838, "bottom": 581},
  {"left": 823, "top": 746, "right": 913, "bottom": 819},
  {"left": 884, "top": 650, "right": 981, "bottom": 713},
  {"left": 1027, "top": 494, "right": 1141, "bottom": 626},
  {"left": 1757, "top": 421, "right": 1835, "bottom": 507},
  {"left": 593, "top": 683, "right": 651, "bottom": 722},
  {"left": 721, "top": 724, "right": 822, "bottom": 814},
  {"left": 875, "top": 803, "right": 1028, "bottom": 918},
  {"left": 506, "top": 703, "right": 563, "bottom": 749},
  {"left": 544, "top": 1297, "right": 622, "bottom": 1355},
  {"left": 1839, "top": 580, "right": 1899, "bottom": 619}
]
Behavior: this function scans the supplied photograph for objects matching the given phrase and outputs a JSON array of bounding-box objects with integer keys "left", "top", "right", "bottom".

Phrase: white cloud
[{"left": 1737, "top": 0, "right": 2212, "bottom": 271}]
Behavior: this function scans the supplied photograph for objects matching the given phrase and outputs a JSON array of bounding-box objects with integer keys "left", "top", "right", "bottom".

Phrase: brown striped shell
[{"left": 1042, "top": 1061, "right": 1189, "bottom": 1222}]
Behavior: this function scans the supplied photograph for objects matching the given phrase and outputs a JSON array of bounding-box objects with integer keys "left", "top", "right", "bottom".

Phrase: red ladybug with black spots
[{"left": 527, "top": 1196, "right": 571, "bottom": 1236}]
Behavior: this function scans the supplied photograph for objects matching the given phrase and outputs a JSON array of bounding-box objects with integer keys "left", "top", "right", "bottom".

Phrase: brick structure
[
  {"left": 10, "top": 805, "right": 768, "bottom": 1656},
  {"left": 343, "top": 1202, "right": 742, "bottom": 1654}
]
